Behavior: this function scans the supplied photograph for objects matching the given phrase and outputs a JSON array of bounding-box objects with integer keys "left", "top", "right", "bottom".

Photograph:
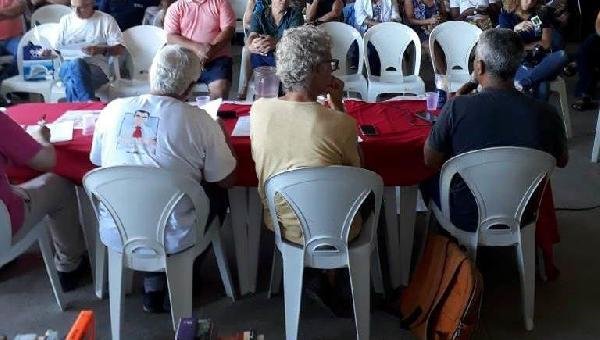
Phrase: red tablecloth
[{"left": 5, "top": 101, "right": 560, "bottom": 279}]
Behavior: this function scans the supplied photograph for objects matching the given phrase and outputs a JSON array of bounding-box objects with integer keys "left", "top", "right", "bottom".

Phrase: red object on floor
[
  {"left": 4, "top": 100, "right": 561, "bottom": 279},
  {"left": 66, "top": 310, "right": 95, "bottom": 340}
]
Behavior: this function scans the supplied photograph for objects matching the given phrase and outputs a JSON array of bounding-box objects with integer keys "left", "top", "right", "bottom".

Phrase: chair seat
[
  {"left": 339, "top": 74, "right": 367, "bottom": 99},
  {"left": 1, "top": 76, "right": 54, "bottom": 101},
  {"left": 367, "top": 74, "right": 425, "bottom": 101}
]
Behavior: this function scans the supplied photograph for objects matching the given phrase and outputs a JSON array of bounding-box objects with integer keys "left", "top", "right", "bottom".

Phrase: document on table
[
  {"left": 56, "top": 110, "right": 101, "bottom": 129},
  {"left": 26, "top": 120, "right": 74, "bottom": 143},
  {"left": 231, "top": 116, "right": 251, "bottom": 136}
]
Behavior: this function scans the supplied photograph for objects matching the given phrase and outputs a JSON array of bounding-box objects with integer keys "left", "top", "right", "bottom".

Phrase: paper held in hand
[{"left": 26, "top": 120, "right": 74, "bottom": 143}]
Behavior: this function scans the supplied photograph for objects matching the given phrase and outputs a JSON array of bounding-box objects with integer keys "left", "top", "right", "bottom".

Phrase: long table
[{"left": 6, "top": 99, "right": 561, "bottom": 295}]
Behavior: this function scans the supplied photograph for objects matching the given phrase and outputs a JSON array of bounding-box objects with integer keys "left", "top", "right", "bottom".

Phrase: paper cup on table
[
  {"left": 196, "top": 95, "right": 211, "bottom": 107},
  {"left": 81, "top": 113, "right": 98, "bottom": 136}
]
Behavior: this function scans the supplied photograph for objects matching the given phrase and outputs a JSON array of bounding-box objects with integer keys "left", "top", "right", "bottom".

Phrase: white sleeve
[
  {"left": 90, "top": 106, "right": 110, "bottom": 166},
  {"left": 201, "top": 119, "right": 236, "bottom": 183},
  {"left": 105, "top": 15, "right": 125, "bottom": 47},
  {"left": 53, "top": 17, "right": 68, "bottom": 50},
  {"left": 354, "top": 0, "right": 369, "bottom": 27}
]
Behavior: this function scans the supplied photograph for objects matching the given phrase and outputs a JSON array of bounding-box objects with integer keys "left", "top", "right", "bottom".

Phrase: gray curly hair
[
  {"left": 149, "top": 44, "right": 203, "bottom": 96},
  {"left": 275, "top": 25, "right": 332, "bottom": 93}
]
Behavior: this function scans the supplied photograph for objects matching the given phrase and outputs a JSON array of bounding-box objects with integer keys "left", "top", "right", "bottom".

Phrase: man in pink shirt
[
  {"left": 164, "top": 0, "right": 236, "bottom": 99},
  {"left": 0, "top": 115, "right": 86, "bottom": 291},
  {"left": 0, "top": 0, "right": 25, "bottom": 79}
]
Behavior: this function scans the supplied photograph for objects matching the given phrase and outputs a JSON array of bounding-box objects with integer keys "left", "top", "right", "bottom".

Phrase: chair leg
[
  {"left": 108, "top": 249, "right": 125, "bottom": 340},
  {"left": 281, "top": 250, "right": 304, "bottom": 340},
  {"left": 95, "top": 237, "right": 107, "bottom": 299},
  {"left": 124, "top": 268, "right": 134, "bottom": 295},
  {"left": 555, "top": 79, "right": 572, "bottom": 138},
  {"left": 212, "top": 229, "right": 237, "bottom": 301},
  {"left": 268, "top": 248, "right": 283, "bottom": 298},
  {"left": 370, "top": 245, "right": 385, "bottom": 296},
  {"left": 591, "top": 111, "right": 600, "bottom": 162},
  {"left": 349, "top": 249, "right": 372, "bottom": 340},
  {"left": 38, "top": 226, "right": 66, "bottom": 311},
  {"left": 517, "top": 226, "right": 536, "bottom": 331},
  {"left": 166, "top": 254, "right": 195, "bottom": 329}
]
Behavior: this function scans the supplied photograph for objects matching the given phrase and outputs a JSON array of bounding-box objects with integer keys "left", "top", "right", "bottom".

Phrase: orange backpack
[{"left": 397, "top": 234, "right": 484, "bottom": 340}]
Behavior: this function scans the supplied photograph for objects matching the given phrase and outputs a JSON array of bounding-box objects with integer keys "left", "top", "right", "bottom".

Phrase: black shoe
[
  {"left": 57, "top": 260, "right": 89, "bottom": 292},
  {"left": 143, "top": 290, "right": 167, "bottom": 314}
]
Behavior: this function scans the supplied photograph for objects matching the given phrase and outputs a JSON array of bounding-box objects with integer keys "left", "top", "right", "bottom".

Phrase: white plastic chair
[
  {"left": 592, "top": 108, "right": 600, "bottom": 162},
  {"left": 265, "top": 166, "right": 384, "bottom": 340},
  {"left": 0, "top": 24, "right": 59, "bottom": 102},
  {"left": 0, "top": 202, "right": 65, "bottom": 310},
  {"left": 31, "top": 4, "right": 71, "bottom": 26},
  {"left": 107, "top": 25, "right": 167, "bottom": 99},
  {"left": 429, "top": 21, "right": 482, "bottom": 93},
  {"left": 321, "top": 22, "right": 368, "bottom": 100},
  {"left": 83, "top": 166, "right": 236, "bottom": 340},
  {"left": 549, "top": 77, "right": 573, "bottom": 138},
  {"left": 229, "top": 0, "right": 247, "bottom": 33},
  {"left": 363, "top": 22, "right": 425, "bottom": 102},
  {"left": 429, "top": 147, "right": 556, "bottom": 331}
]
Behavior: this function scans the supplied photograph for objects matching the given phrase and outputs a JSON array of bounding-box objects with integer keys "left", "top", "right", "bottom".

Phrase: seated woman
[
  {"left": 353, "top": 0, "right": 401, "bottom": 75},
  {"left": 572, "top": 10, "right": 600, "bottom": 111},
  {"left": 503, "top": 0, "right": 568, "bottom": 101},
  {"left": 449, "top": 0, "right": 497, "bottom": 30},
  {"left": 246, "top": 0, "right": 303, "bottom": 70},
  {"left": 404, "top": 0, "right": 445, "bottom": 42},
  {"left": 305, "top": 0, "right": 344, "bottom": 24}
]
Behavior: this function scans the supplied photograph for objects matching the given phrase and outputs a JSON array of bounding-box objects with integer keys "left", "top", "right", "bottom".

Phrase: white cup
[
  {"left": 82, "top": 113, "right": 98, "bottom": 136},
  {"left": 196, "top": 95, "right": 211, "bottom": 107}
]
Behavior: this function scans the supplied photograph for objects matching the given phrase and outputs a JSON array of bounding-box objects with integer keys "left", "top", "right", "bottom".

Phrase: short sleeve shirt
[
  {"left": 449, "top": 0, "right": 495, "bottom": 14},
  {"left": 250, "top": 98, "right": 360, "bottom": 244},
  {"left": 0, "top": 113, "right": 42, "bottom": 234},
  {"left": 55, "top": 11, "right": 124, "bottom": 77},
  {"left": 163, "top": 0, "right": 236, "bottom": 61},
  {"left": 90, "top": 94, "right": 236, "bottom": 253},
  {"left": 0, "top": 0, "right": 23, "bottom": 40},
  {"left": 249, "top": 7, "right": 304, "bottom": 39}
]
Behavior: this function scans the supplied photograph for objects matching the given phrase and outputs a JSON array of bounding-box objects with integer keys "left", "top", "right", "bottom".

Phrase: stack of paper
[
  {"left": 231, "top": 116, "right": 251, "bottom": 136},
  {"left": 26, "top": 120, "right": 74, "bottom": 143},
  {"left": 56, "top": 110, "right": 101, "bottom": 129}
]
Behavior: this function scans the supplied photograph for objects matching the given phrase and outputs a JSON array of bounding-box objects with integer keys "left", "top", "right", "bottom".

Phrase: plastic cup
[
  {"left": 425, "top": 92, "right": 439, "bottom": 112},
  {"left": 82, "top": 113, "right": 97, "bottom": 136},
  {"left": 195, "top": 95, "right": 211, "bottom": 107}
]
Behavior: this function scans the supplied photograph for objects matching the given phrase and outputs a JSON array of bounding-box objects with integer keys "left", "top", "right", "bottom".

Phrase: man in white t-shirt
[
  {"left": 449, "top": 0, "right": 497, "bottom": 20},
  {"left": 90, "top": 45, "right": 236, "bottom": 313},
  {"left": 49, "top": 0, "right": 125, "bottom": 102}
]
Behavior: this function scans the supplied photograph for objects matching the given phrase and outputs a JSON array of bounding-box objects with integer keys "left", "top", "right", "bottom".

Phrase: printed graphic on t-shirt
[{"left": 117, "top": 110, "right": 159, "bottom": 154}]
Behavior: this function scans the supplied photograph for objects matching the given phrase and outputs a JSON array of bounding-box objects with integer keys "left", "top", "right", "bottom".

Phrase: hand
[
  {"left": 27, "top": 125, "right": 51, "bottom": 144},
  {"left": 326, "top": 76, "right": 345, "bottom": 111},
  {"left": 41, "top": 49, "right": 53, "bottom": 58},
  {"left": 259, "top": 36, "right": 276, "bottom": 52},
  {"left": 455, "top": 81, "right": 478, "bottom": 96},
  {"left": 514, "top": 21, "right": 534, "bottom": 33},
  {"left": 193, "top": 43, "right": 211, "bottom": 62},
  {"left": 82, "top": 45, "right": 105, "bottom": 56}
]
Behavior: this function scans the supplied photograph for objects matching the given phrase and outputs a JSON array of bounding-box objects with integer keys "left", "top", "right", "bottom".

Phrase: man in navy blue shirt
[{"left": 421, "top": 28, "right": 568, "bottom": 232}]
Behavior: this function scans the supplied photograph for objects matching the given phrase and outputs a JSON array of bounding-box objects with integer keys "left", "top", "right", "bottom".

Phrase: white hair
[
  {"left": 275, "top": 25, "right": 332, "bottom": 92},
  {"left": 149, "top": 45, "right": 203, "bottom": 96},
  {"left": 475, "top": 28, "right": 525, "bottom": 81}
]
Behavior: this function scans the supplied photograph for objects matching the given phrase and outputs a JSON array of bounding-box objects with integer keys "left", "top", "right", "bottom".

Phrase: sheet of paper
[
  {"left": 231, "top": 116, "right": 250, "bottom": 137},
  {"left": 26, "top": 120, "right": 74, "bottom": 143},
  {"left": 60, "top": 47, "right": 88, "bottom": 60},
  {"left": 200, "top": 98, "right": 222, "bottom": 120},
  {"left": 56, "top": 110, "right": 101, "bottom": 129}
]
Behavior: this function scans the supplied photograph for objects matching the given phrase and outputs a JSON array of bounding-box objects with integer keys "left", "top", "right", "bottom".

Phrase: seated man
[
  {"left": 96, "top": 0, "right": 160, "bottom": 31},
  {"left": 421, "top": 28, "right": 568, "bottom": 233},
  {"left": 0, "top": 114, "right": 86, "bottom": 292},
  {"left": 164, "top": 0, "right": 236, "bottom": 99},
  {"left": 449, "top": 0, "right": 497, "bottom": 21},
  {"left": 246, "top": 0, "right": 303, "bottom": 70},
  {"left": 90, "top": 44, "right": 236, "bottom": 313},
  {"left": 305, "top": 0, "right": 344, "bottom": 24},
  {"left": 50, "top": 0, "right": 125, "bottom": 102},
  {"left": 0, "top": 0, "right": 25, "bottom": 80}
]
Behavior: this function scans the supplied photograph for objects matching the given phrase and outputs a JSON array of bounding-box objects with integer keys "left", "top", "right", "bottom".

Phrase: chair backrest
[
  {"left": 83, "top": 166, "right": 210, "bottom": 258},
  {"left": 122, "top": 25, "right": 166, "bottom": 78},
  {"left": 363, "top": 22, "right": 421, "bottom": 78},
  {"left": 15, "top": 23, "right": 59, "bottom": 75},
  {"left": 229, "top": 0, "right": 246, "bottom": 20},
  {"left": 429, "top": 21, "right": 481, "bottom": 78},
  {"left": 0, "top": 202, "right": 12, "bottom": 256},
  {"left": 321, "top": 21, "right": 365, "bottom": 76},
  {"left": 31, "top": 4, "right": 71, "bottom": 26},
  {"left": 439, "top": 147, "right": 555, "bottom": 235},
  {"left": 265, "top": 166, "right": 383, "bottom": 266}
]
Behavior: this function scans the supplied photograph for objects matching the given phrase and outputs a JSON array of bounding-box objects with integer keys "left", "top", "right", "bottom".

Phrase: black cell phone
[
  {"left": 217, "top": 110, "right": 237, "bottom": 119},
  {"left": 359, "top": 124, "right": 378, "bottom": 136},
  {"left": 415, "top": 111, "right": 437, "bottom": 123}
]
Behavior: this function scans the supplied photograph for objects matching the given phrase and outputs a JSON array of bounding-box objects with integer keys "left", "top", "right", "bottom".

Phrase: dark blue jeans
[
  {"left": 0, "top": 36, "right": 20, "bottom": 80},
  {"left": 515, "top": 50, "right": 568, "bottom": 101},
  {"left": 575, "top": 34, "right": 600, "bottom": 98},
  {"left": 250, "top": 52, "right": 276, "bottom": 70}
]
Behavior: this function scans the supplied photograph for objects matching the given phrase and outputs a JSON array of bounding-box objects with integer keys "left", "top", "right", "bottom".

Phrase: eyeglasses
[{"left": 325, "top": 59, "right": 339, "bottom": 71}]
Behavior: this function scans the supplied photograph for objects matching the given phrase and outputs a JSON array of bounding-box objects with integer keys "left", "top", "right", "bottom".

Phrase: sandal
[{"left": 571, "top": 97, "right": 597, "bottom": 111}]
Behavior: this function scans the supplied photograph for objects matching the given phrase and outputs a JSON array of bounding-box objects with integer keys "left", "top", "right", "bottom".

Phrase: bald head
[{"left": 71, "top": 0, "right": 95, "bottom": 19}]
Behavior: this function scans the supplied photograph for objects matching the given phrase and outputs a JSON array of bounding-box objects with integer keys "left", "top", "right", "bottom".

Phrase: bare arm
[
  {"left": 27, "top": 145, "right": 56, "bottom": 172},
  {"left": 596, "top": 11, "right": 600, "bottom": 35},
  {"left": 243, "top": 0, "right": 256, "bottom": 28},
  {"left": 0, "top": 0, "right": 25, "bottom": 20},
  {"left": 423, "top": 138, "right": 446, "bottom": 169},
  {"left": 209, "top": 26, "right": 235, "bottom": 57},
  {"left": 404, "top": 0, "right": 435, "bottom": 26},
  {"left": 316, "top": 0, "right": 343, "bottom": 22}
]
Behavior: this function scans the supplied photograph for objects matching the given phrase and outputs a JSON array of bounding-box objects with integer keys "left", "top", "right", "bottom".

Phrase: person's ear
[{"left": 474, "top": 59, "right": 485, "bottom": 77}]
